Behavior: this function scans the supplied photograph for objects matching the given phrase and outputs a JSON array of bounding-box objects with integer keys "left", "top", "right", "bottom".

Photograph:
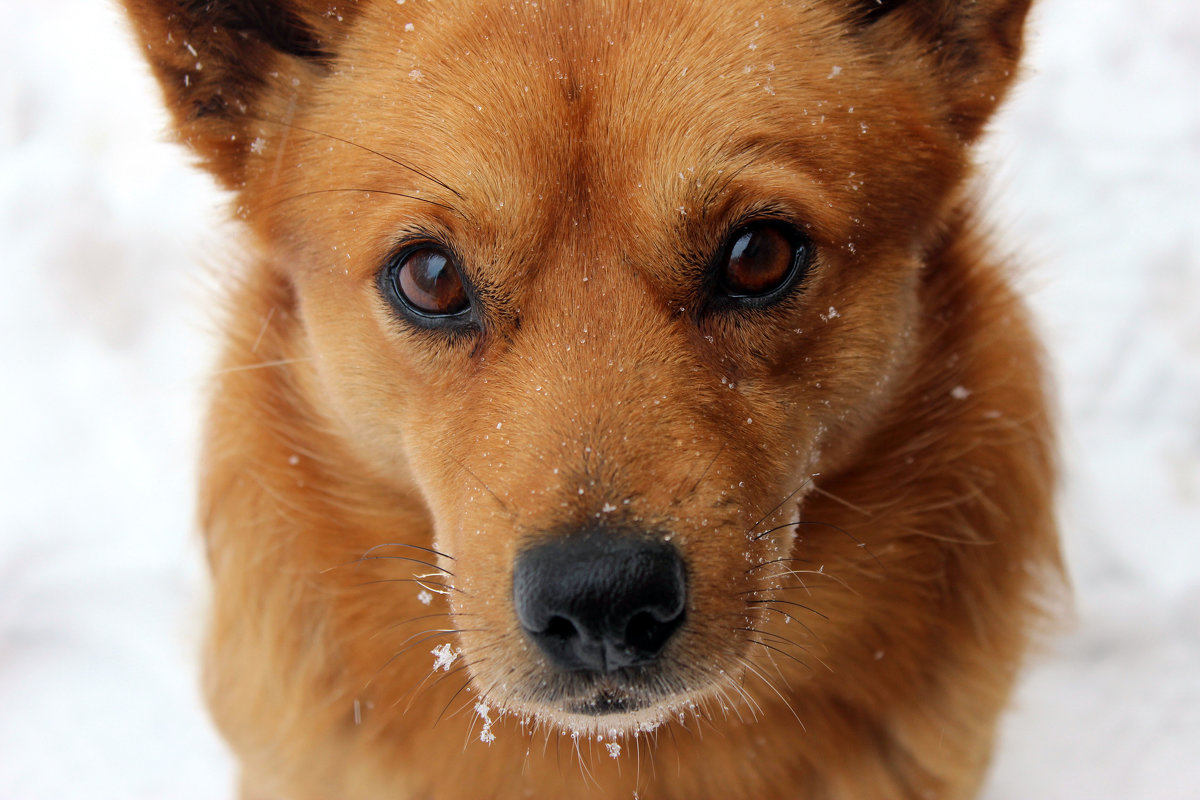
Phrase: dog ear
[
  {"left": 120, "top": 1, "right": 358, "bottom": 188},
  {"left": 849, "top": 0, "right": 1034, "bottom": 139}
]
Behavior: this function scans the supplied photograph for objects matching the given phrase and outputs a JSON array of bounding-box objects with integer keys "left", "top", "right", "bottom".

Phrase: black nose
[{"left": 513, "top": 532, "right": 687, "bottom": 673}]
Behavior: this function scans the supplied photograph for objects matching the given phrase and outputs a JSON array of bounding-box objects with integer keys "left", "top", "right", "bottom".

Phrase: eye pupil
[
  {"left": 721, "top": 223, "right": 803, "bottom": 298},
  {"left": 394, "top": 247, "right": 469, "bottom": 316}
]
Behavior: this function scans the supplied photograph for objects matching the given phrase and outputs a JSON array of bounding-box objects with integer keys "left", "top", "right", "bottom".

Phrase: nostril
[
  {"left": 543, "top": 615, "right": 579, "bottom": 642},
  {"left": 624, "top": 609, "right": 682, "bottom": 654}
]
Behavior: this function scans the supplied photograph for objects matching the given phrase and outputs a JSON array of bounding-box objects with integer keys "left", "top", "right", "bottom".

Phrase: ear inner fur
[
  {"left": 850, "top": 0, "right": 1035, "bottom": 139},
  {"left": 118, "top": 0, "right": 356, "bottom": 186}
]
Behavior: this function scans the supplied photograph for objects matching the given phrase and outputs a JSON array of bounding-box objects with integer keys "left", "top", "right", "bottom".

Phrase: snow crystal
[
  {"left": 605, "top": 741, "right": 621, "bottom": 758},
  {"left": 474, "top": 702, "right": 496, "bottom": 744},
  {"left": 431, "top": 643, "right": 458, "bottom": 672},
  {"left": 417, "top": 589, "right": 433, "bottom": 606}
]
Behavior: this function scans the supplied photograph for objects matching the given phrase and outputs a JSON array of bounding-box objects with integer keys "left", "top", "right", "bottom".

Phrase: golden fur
[{"left": 121, "top": 1, "right": 1061, "bottom": 797}]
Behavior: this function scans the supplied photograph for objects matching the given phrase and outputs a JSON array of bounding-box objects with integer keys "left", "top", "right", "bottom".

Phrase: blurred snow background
[{"left": 0, "top": 0, "right": 1196, "bottom": 797}]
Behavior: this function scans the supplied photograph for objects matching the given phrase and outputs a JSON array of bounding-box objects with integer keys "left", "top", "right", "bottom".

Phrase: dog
[{"left": 120, "top": 1, "right": 1061, "bottom": 797}]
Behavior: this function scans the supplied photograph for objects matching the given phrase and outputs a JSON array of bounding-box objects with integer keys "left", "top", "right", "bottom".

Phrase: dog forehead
[{"left": 332, "top": 0, "right": 853, "bottom": 232}]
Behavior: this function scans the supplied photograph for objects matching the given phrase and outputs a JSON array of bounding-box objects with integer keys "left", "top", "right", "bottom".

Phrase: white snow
[
  {"left": 1, "top": 0, "right": 1196, "bottom": 798},
  {"left": 474, "top": 702, "right": 497, "bottom": 744},
  {"left": 430, "top": 642, "right": 459, "bottom": 672}
]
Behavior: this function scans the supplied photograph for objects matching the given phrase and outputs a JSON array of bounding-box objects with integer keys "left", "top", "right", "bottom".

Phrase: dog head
[{"left": 124, "top": 0, "right": 1035, "bottom": 739}]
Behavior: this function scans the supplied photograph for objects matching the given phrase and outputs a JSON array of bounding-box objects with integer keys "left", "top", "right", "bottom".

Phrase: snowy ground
[{"left": 1, "top": 0, "right": 1196, "bottom": 797}]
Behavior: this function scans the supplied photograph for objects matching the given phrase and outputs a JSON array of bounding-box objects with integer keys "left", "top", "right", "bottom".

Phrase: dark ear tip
[
  {"left": 190, "top": 94, "right": 230, "bottom": 121},
  {"left": 855, "top": 0, "right": 914, "bottom": 24},
  {"left": 220, "top": 2, "right": 335, "bottom": 61}
]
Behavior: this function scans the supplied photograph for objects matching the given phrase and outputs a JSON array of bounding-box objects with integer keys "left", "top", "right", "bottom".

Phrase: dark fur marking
[{"left": 182, "top": 0, "right": 333, "bottom": 60}]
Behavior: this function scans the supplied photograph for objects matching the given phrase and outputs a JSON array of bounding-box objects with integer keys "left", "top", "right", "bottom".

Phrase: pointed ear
[
  {"left": 851, "top": 0, "right": 1034, "bottom": 140},
  {"left": 119, "top": 1, "right": 358, "bottom": 188}
]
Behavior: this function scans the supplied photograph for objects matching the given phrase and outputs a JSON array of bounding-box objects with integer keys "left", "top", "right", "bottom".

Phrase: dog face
[
  {"left": 261, "top": 0, "right": 987, "bottom": 732},
  {"left": 124, "top": 0, "right": 1053, "bottom": 788}
]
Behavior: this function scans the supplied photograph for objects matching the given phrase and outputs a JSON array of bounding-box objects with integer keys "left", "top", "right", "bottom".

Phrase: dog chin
[
  {"left": 513, "top": 682, "right": 706, "bottom": 738},
  {"left": 533, "top": 700, "right": 686, "bottom": 739},
  {"left": 566, "top": 690, "right": 646, "bottom": 716}
]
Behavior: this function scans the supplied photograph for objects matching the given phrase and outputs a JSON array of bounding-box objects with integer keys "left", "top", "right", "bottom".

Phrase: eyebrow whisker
[
  {"left": 245, "top": 113, "right": 465, "bottom": 201},
  {"left": 270, "top": 187, "right": 457, "bottom": 212}
]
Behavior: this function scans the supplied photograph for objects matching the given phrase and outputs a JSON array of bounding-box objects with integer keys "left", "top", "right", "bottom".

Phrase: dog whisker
[
  {"left": 746, "top": 474, "right": 818, "bottom": 535},
  {"left": 745, "top": 555, "right": 815, "bottom": 573},
  {"left": 698, "top": 673, "right": 750, "bottom": 727},
  {"left": 212, "top": 356, "right": 313, "bottom": 375},
  {"left": 754, "top": 514, "right": 886, "bottom": 570},
  {"left": 807, "top": 483, "right": 888, "bottom": 531},
  {"left": 768, "top": 566, "right": 860, "bottom": 596},
  {"left": 363, "top": 629, "right": 469, "bottom": 690},
  {"left": 716, "top": 669, "right": 764, "bottom": 722},
  {"left": 433, "top": 667, "right": 484, "bottom": 729},
  {"left": 753, "top": 624, "right": 834, "bottom": 673},
  {"left": 797, "top": 520, "right": 883, "bottom": 567},
  {"left": 749, "top": 520, "right": 800, "bottom": 542},
  {"left": 734, "top": 656, "right": 806, "bottom": 732},
  {"left": 735, "top": 626, "right": 815, "bottom": 652},
  {"left": 372, "top": 611, "right": 465, "bottom": 639},
  {"left": 353, "top": 577, "right": 465, "bottom": 596},
  {"left": 413, "top": 578, "right": 461, "bottom": 596},
  {"left": 391, "top": 626, "right": 475, "bottom": 652},
  {"left": 328, "top": 554, "right": 452, "bottom": 576},
  {"left": 413, "top": 570, "right": 449, "bottom": 581},
  {"left": 570, "top": 729, "right": 600, "bottom": 788},
  {"left": 742, "top": 601, "right": 820, "bottom": 640},
  {"left": 360, "top": 541, "right": 456, "bottom": 562},
  {"left": 742, "top": 595, "right": 829, "bottom": 621},
  {"left": 426, "top": 659, "right": 479, "bottom": 696},
  {"left": 671, "top": 442, "right": 726, "bottom": 507},
  {"left": 760, "top": 564, "right": 816, "bottom": 595},
  {"left": 400, "top": 652, "right": 488, "bottom": 715},
  {"left": 739, "top": 635, "right": 815, "bottom": 673},
  {"left": 445, "top": 452, "right": 515, "bottom": 516},
  {"left": 460, "top": 667, "right": 525, "bottom": 751}
]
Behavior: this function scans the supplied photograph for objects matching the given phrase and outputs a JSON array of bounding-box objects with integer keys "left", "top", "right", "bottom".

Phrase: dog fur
[{"left": 121, "top": 1, "right": 1061, "bottom": 797}]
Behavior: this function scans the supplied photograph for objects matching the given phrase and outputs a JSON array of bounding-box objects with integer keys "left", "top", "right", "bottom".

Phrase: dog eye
[
  {"left": 386, "top": 246, "right": 470, "bottom": 317},
  {"left": 718, "top": 222, "right": 810, "bottom": 300}
]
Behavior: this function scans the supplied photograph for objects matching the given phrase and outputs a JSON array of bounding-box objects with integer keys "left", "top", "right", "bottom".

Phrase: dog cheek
[{"left": 282, "top": 274, "right": 438, "bottom": 485}]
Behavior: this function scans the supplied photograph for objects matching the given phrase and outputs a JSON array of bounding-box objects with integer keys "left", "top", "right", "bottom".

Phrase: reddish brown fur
[{"left": 121, "top": 1, "right": 1061, "bottom": 797}]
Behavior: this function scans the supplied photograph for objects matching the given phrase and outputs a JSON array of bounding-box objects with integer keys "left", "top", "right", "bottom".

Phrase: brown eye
[
  {"left": 719, "top": 222, "right": 808, "bottom": 299},
  {"left": 391, "top": 246, "right": 469, "bottom": 317}
]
